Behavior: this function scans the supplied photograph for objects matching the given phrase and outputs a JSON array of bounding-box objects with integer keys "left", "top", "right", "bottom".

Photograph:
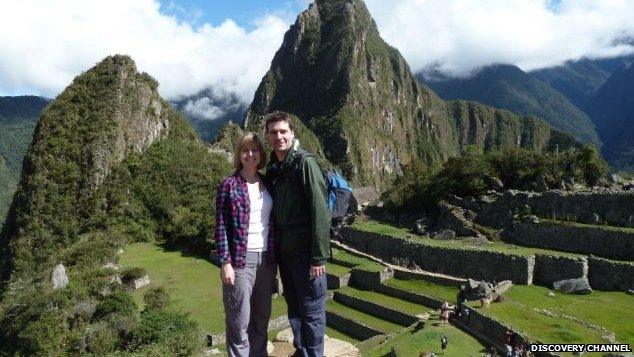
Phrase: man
[{"left": 264, "top": 111, "right": 331, "bottom": 357}]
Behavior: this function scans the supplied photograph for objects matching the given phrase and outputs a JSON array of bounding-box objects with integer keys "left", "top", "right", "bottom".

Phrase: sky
[{"left": 1, "top": 0, "right": 633, "bottom": 114}]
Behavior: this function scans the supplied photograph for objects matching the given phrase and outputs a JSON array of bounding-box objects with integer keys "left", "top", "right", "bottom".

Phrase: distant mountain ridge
[
  {"left": 0, "top": 96, "right": 49, "bottom": 228},
  {"left": 420, "top": 64, "right": 601, "bottom": 147},
  {"left": 531, "top": 55, "right": 634, "bottom": 110},
  {"left": 586, "top": 62, "right": 634, "bottom": 170},
  {"left": 243, "top": 0, "right": 578, "bottom": 189}
]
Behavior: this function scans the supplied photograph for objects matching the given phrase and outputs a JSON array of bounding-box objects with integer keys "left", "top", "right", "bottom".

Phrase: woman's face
[{"left": 240, "top": 143, "right": 261, "bottom": 170}]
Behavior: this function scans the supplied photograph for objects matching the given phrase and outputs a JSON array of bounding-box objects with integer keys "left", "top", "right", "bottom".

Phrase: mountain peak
[{"left": 245, "top": 0, "right": 577, "bottom": 188}]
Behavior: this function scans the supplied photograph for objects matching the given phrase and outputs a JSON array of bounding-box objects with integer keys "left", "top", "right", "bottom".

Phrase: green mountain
[
  {"left": 0, "top": 55, "right": 230, "bottom": 355},
  {"left": 530, "top": 56, "right": 634, "bottom": 110},
  {"left": 586, "top": 63, "right": 634, "bottom": 170},
  {"left": 421, "top": 64, "right": 600, "bottom": 147},
  {"left": 0, "top": 96, "right": 49, "bottom": 229},
  {"left": 244, "top": 0, "right": 578, "bottom": 189}
]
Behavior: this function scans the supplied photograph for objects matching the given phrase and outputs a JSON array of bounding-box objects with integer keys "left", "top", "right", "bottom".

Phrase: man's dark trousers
[{"left": 279, "top": 249, "right": 327, "bottom": 357}]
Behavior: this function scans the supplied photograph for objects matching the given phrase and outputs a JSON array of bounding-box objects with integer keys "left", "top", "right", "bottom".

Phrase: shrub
[
  {"left": 127, "top": 310, "right": 201, "bottom": 355},
  {"left": 143, "top": 287, "right": 170, "bottom": 311},
  {"left": 94, "top": 290, "right": 137, "bottom": 319}
]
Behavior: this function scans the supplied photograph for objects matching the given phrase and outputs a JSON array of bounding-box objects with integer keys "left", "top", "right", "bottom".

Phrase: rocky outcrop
[
  {"left": 434, "top": 201, "right": 483, "bottom": 238},
  {"left": 244, "top": 0, "right": 576, "bottom": 189},
  {"left": 0, "top": 55, "right": 198, "bottom": 280},
  {"left": 51, "top": 264, "right": 69, "bottom": 290}
]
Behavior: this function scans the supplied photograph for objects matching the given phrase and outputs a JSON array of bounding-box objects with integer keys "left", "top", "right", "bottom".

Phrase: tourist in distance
[
  {"left": 214, "top": 133, "right": 276, "bottom": 357},
  {"left": 265, "top": 111, "right": 331, "bottom": 357}
]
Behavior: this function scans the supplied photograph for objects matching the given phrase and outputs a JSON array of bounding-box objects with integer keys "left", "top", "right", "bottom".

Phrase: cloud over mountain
[
  {"left": 0, "top": 0, "right": 288, "bottom": 101},
  {"left": 365, "top": 0, "right": 634, "bottom": 78}
]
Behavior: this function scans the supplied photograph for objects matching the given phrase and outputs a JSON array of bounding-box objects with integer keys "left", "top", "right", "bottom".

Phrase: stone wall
[
  {"left": 502, "top": 221, "right": 634, "bottom": 260},
  {"left": 453, "top": 307, "right": 557, "bottom": 357},
  {"left": 475, "top": 190, "right": 634, "bottom": 228},
  {"left": 533, "top": 255, "right": 588, "bottom": 286},
  {"left": 333, "top": 292, "right": 419, "bottom": 327},
  {"left": 325, "top": 311, "right": 384, "bottom": 340},
  {"left": 326, "top": 272, "right": 351, "bottom": 289},
  {"left": 350, "top": 267, "right": 393, "bottom": 290},
  {"left": 588, "top": 257, "right": 634, "bottom": 291},
  {"left": 341, "top": 228, "right": 535, "bottom": 284}
]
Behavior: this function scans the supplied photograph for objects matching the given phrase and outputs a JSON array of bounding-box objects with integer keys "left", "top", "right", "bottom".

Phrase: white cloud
[
  {"left": 0, "top": 0, "right": 290, "bottom": 101},
  {"left": 1, "top": 0, "right": 634, "bottom": 102},
  {"left": 365, "top": 0, "right": 634, "bottom": 77}
]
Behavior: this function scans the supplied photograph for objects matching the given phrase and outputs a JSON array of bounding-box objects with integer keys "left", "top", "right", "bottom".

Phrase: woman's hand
[{"left": 221, "top": 263, "right": 235, "bottom": 285}]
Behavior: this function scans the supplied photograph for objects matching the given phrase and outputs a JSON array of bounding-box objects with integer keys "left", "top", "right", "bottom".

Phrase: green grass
[
  {"left": 364, "top": 314, "right": 486, "bottom": 357},
  {"left": 326, "top": 262, "right": 351, "bottom": 277},
  {"left": 331, "top": 248, "right": 384, "bottom": 272},
  {"left": 385, "top": 277, "right": 458, "bottom": 304},
  {"left": 327, "top": 300, "right": 404, "bottom": 334},
  {"left": 119, "top": 243, "right": 287, "bottom": 334},
  {"left": 352, "top": 217, "right": 584, "bottom": 258},
  {"left": 338, "top": 286, "right": 429, "bottom": 316},
  {"left": 472, "top": 285, "right": 634, "bottom": 346}
]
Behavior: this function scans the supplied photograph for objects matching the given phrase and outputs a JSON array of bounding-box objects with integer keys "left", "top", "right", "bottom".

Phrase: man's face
[{"left": 266, "top": 120, "right": 295, "bottom": 153}]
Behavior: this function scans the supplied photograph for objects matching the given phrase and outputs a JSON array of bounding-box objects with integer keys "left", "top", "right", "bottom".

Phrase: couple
[{"left": 214, "top": 111, "right": 331, "bottom": 357}]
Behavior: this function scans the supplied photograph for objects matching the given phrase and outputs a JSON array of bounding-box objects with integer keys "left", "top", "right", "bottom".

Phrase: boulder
[
  {"left": 130, "top": 275, "right": 150, "bottom": 289},
  {"left": 553, "top": 278, "right": 592, "bottom": 294},
  {"left": 51, "top": 264, "right": 69, "bottom": 290},
  {"left": 324, "top": 337, "right": 360, "bottom": 357}
]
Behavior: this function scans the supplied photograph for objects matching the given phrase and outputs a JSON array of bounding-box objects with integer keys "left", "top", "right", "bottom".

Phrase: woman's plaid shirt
[{"left": 213, "top": 172, "right": 275, "bottom": 268}]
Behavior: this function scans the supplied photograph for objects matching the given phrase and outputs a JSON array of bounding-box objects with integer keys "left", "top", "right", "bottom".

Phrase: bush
[
  {"left": 384, "top": 146, "right": 610, "bottom": 216},
  {"left": 94, "top": 290, "right": 137, "bottom": 319},
  {"left": 143, "top": 287, "right": 170, "bottom": 311},
  {"left": 87, "top": 324, "right": 119, "bottom": 354},
  {"left": 127, "top": 310, "right": 201, "bottom": 355},
  {"left": 17, "top": 312, "right": 67, "bottom": 356}
]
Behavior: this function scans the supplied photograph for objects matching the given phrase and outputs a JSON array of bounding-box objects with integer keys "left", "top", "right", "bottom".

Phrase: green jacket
[{"left": 266, "top": 140, "right": 331, "bottom": 265}]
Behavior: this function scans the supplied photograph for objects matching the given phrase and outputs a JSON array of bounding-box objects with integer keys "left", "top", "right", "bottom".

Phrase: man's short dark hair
[{"left": 264, "top": 111, "right": 295, "bottom": 133}]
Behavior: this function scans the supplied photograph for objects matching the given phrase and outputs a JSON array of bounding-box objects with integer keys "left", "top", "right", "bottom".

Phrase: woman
[{"left": 214, "top": 132, "right": 275, "bottom": 357}]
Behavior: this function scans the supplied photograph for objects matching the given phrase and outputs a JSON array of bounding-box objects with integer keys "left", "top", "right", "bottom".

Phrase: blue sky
[{"left": 159, "top": 0, "right": 307, "bottom": 29}]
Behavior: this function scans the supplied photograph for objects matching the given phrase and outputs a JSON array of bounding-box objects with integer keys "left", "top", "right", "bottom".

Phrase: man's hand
[
  {"left": 221, "top": 263, "right": 235, "bottom": 285},
  {"left": 310, "top": 264, "right": 326, "bottom": 277}
]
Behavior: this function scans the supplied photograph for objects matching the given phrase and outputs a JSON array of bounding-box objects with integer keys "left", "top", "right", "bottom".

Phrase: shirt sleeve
[
  {"left": 300, "top": 156, "right": 331, "bottom": 266},
  {"left": 214, "top": 178, "right": 232, "bottom": 265}
]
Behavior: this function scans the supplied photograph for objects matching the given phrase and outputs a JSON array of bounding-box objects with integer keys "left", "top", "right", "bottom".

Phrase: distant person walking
[
  {"left": 440, "top": 335, "right": 448, "bottom": 354},
  {"left": 214, "top": 133, "right": 276, "bottom": 357},
  {"left": 265, "top": 111, "right": 331, "bottom": 357}
]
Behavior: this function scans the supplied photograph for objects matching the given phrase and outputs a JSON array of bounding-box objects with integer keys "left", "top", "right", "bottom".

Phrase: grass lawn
[
  {"left": 339, "top": 286, "right": 430, "bottom": 316},
  {"left": 119, "top": 243, "right": 287, "bottom": 334},
  {"left": 385, "top": 277, "right": 458, "bottom": 304},
  {"left": 473, "top": 285, "right": 634, "bottom": 346},
  {"left": 364, "top": 314, "right": 486, "bottom": 357},
  {"left": 331, "top": 247, "right": 385, "bottom": 272},
  {"left": 327, "top": 300, "right": 404, "bottom": 334},
  {"left": 325, "top": 262, "right": 351, "bottom": 277}
]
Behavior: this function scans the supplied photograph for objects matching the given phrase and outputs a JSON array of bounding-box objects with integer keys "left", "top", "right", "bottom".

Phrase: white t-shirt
[{"left": 246, "top": 181, "right": 272, "bottom": 252}]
